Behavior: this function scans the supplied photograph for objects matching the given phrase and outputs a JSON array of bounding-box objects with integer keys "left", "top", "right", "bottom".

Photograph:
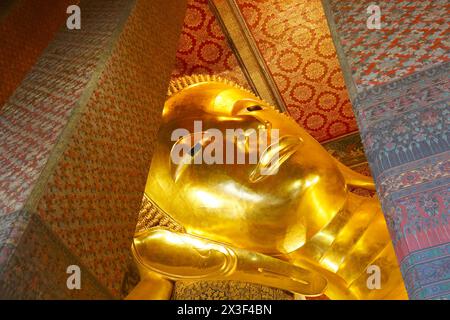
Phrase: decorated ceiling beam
[{"left": 209, "top": 0, "right": 287, "bottom": 111}]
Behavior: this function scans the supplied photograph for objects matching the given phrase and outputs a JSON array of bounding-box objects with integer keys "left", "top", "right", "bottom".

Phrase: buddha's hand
[{"left": 132, "top": 228, "right": 327, "bottom": 297}]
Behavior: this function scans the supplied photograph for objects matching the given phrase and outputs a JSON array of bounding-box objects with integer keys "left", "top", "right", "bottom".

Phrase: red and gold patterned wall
[
  {"left": 235, "top": 0, "right": 358, "bottom": 142},
  {"left": 0, "top": 0, "right": 186, "bottom": 298},
  {"left": 173, "top": 0, "right": 360, "bottom": 143},
  {"left": 171, "top": 0, "right": 249, "bottom": 87},
  {"left": 0, "top": 0, "right": 78, "bottom": 108}
]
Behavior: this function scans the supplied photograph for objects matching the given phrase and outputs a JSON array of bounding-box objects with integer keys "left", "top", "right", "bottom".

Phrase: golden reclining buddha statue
[{"left": 127, "top": 75, "right": 408, "bottom": 300}]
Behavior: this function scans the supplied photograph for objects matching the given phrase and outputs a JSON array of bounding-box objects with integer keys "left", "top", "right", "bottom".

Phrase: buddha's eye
[
  {"left": 190, "top": 142, "right": 202, "bottom": 157},
  {"left": 246, "top": 105, "right": 263, "bottom": 112}
]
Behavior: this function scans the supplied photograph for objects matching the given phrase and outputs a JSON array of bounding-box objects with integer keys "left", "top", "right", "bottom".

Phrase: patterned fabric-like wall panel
[
  {"left": 324, "top": 0, "right": 450, "bottom": 300},
  {"left": 0, "top": 0, "right": 78, "bottom": 108},
  {"left": 327, "top": 0, "right": 449, "bottom": 90},
  {"left": 172, "top": 0, "right": 249, "bottom": 87},
  {"left": 1, "top": 0, "right": 186, "bottom": 297},
  {"left": 236, "top": 0, "right": 359, "bottom": 142}
]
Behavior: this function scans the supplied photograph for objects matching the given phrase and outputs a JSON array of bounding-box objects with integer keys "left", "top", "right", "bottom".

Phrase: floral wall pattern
[
  {"left": 171, "top": 0, "right": 249, "bottom": 87},
  {"left": 327, "top": 0, "right": 449, "bottom": 90},
  {"left": 235, "top": 0, "right": 359, "bottom": 142}
]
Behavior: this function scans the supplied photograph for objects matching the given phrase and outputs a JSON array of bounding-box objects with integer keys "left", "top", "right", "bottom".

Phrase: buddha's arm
[{"left": 130, "top": 228, "right": 327, "bottom": 298}]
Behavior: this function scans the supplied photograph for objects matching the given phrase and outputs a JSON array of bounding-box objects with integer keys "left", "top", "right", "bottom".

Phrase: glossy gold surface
[
  {"left": 132, "top": 228, "right": 327, "bottom": 296},
  {"left": 132, "top": 75, "right": 408, "bottom": 300}
]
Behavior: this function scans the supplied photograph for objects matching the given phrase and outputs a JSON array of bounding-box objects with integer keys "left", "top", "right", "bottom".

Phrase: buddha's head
[{"left": 145, "top": 75, "right": 350, "bottom": 255}]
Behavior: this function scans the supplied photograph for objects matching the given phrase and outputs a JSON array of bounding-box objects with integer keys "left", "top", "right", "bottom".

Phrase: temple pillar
[
  {"left": 0, "top": 0, "right": 186, "bottom": 298},
  {"left": 0, "top": 0, "right": 80, "bottom": 108},
  {"left": 322, "top": 0, "right": 449, "bottom": 299}
]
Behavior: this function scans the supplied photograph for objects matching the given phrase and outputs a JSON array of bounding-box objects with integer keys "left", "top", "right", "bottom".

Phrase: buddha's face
[{"left": 146, "top": 79, "right": 348, "bottom": 255}]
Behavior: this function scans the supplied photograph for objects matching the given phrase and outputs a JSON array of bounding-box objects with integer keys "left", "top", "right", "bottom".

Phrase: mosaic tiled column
[
  {"left": 322, "top": 0, "right": 450, "bottom": 299},
  {"left": 0, "top": 0, "right": 186, "bottom": 298}
]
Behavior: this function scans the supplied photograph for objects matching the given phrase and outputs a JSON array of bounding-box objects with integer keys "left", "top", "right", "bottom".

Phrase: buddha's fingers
[{"left": 132, "top": 228, "right": 327, "bottom": 296}]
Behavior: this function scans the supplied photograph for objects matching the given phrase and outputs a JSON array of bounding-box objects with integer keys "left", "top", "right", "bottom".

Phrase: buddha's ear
[{"left": 335, "top": 160, "right": 376, "bottom": 191}]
